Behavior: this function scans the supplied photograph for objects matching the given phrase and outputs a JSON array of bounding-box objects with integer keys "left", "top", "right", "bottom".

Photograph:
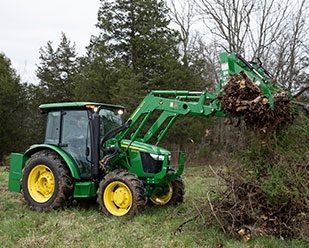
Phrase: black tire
[
  {"left": 21, "top": 150, "right": 75, "bottom": 211},
  {"left": 169, "top": 175, "right": 185, "bottom": 204},
  {"left": 97, "top": 169, "right": 146, "bottom": 217},
  {"left": 149, "top": 169, "right": 185, "bottom": 205}
]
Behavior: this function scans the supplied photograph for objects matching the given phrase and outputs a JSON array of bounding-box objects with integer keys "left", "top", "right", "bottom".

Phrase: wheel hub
[
  {"left": 28, "top": 165, "right": 55, "bottom": 203},
  {"left": 103, "top": 181, "right": 133, "bottom": 216},
  {"left": 113, "top": 187, "right": 130, "bottom": 208},
  {"left": 35, "top": 171, "right": 54, "bottom": 195}
]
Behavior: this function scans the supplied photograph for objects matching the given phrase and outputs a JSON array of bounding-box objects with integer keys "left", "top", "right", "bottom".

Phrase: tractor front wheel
[
  {"left": 97, "top": 170, "right": 146, "bottom": 217},
  {"left": 21, "top": 150, "right": 74, "bottom": 211},
  {"left": 149, "top": 172, "right": 185, "bottom": 206}
]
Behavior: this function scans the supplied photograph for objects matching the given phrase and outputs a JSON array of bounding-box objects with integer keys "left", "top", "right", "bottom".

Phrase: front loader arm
[{"left": 115, "top": 90, "right": 223, "bottom": 146}]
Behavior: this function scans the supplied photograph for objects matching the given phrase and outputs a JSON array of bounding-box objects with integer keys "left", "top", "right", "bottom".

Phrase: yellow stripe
[
  {"left": 130, "top": 101, "right": 145, "bottom": 119},
  {"left": 121, "top": 144, "right": 146, "bottom": 152}
]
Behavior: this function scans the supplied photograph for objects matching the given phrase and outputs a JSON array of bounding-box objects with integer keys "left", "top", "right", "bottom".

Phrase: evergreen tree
[
  {"left": 22, "top": 84, "right": 48, "bottom": 146},
  {"left": 91, "top": 0, "right": 181, "bottom": 89},
  {"left": 74, "top": 45, "right": 116, "bottom": 103},
  {"left": 0, "top": 53, "right": 25, "bottom": 162},
  {"left": 36, "top": 32, "right": 78, "bottom": 102}
]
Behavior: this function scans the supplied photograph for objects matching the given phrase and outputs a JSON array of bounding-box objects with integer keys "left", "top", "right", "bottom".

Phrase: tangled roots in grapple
[{"left": 218, "top": 72, "right": 295, "bottom": 134}]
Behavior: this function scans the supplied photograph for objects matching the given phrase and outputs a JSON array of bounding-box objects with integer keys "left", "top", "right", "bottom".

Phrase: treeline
[{"left": 0, "top": 0, "right": 308, "bottom": 164}]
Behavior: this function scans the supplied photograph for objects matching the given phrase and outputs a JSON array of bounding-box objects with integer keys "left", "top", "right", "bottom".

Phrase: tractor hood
[{"left": 120, "top": 139, "right": 170, "bottom": 155}]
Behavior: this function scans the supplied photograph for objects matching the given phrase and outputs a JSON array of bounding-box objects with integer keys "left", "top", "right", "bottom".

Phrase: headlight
[{"left": 149, "top": 153, "right": 171, "bottom": 161}]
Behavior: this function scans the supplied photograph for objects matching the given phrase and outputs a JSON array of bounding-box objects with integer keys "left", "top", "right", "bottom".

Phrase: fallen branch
[
  {"left": 174, "top": 207, "right": 208, "bottom": 234},
  {"left": 207, "top": 190, "right": 227, "bottom": 234}
]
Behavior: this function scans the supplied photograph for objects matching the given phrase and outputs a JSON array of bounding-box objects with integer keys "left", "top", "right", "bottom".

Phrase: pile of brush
[{"left": 218, "top": 71, "right": 294, "bottom": 133}]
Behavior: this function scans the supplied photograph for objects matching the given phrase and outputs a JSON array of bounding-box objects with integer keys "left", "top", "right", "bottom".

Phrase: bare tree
[
  {"left": 194, "top": 0, "right": 309, "bottom": 94},
  {"left": 165, "top": 0, "right": 219, "bottom": 90},
  {"left": 194, "top": 0, "right": 256, "bottom": 55},
  {"left": 272, "top": 0, "right": 309, "bottom": 92},
  {"left": 166, "top": 0, "right": 199, "bottom": 64}
]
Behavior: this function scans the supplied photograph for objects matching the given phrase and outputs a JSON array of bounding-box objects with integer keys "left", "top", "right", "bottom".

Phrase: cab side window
[{"left": 44, "top": 111, "right": 61, "bottom": 144}]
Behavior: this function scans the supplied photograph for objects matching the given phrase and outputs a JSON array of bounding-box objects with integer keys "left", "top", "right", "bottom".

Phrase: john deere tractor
[{"left": 8, "top": 53, "right": 288, "bottom": 217}]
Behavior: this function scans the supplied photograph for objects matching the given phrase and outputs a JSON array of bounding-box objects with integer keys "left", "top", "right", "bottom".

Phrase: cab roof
[{"left": 39, "top": 102, "right": 125, "bottom": 111}]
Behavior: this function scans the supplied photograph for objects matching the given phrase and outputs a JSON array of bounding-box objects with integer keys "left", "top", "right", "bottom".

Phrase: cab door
[
  {"left": 61, "top": 110, "right": 92, "bottom": 178},
  {"left": 44, "top": 110, "right": 93, "bottom": 178}
]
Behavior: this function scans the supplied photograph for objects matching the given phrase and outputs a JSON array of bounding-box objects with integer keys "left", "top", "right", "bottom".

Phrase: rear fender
[
  {"left": 24, "top": 144, "right": 80, "bottom": 180},
  {"left": 8, "top": 144, "right": 81, "bottom": 193}
]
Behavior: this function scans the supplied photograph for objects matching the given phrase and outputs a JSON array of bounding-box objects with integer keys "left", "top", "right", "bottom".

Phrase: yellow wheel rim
[
  {"left": 27, "top": 165, "right": 55, "bottom": 203},
  {"left": 150, "top": 182, "right": 173, "bottom": 205},
  {"left": 103, "top": 181, "right": 132, "bottom": 216}
]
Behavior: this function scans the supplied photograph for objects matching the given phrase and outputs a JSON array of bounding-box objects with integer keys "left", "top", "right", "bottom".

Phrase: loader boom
[{"left": 113, "top": 90, "right": 224, "bottom": 147}]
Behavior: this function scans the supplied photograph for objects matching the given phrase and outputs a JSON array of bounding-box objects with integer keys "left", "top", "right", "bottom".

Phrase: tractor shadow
[
  {"left": 70, "top": 197, "right": 176, "bottom": 216},
  {"left": 71, "top": 197, "right": 99, "bottom": 211}
]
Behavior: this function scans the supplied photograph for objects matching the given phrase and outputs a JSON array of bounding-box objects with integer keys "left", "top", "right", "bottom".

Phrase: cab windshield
[{"left": 99, "top": 109, "right": 123, "bottom": 138}]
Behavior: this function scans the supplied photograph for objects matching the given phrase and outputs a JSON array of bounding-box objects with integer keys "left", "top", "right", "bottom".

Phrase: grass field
[{"left": 0, "top": 166, "right": 306, "bottom": 248}]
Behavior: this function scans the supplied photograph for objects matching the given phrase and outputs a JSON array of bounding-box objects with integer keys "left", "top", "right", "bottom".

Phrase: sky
[{"left": 0, "top": 0, "right": 101, "bottom": 84}]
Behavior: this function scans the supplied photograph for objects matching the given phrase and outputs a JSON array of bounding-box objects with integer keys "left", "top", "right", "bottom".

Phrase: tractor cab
[{"left": 39, "top": 102, "right": 125, "bottom": 178}]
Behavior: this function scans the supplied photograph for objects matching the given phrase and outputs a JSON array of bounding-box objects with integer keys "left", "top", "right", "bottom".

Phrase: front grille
[{"left": 140, "top": 152, "right": 163, "bottom": 174}]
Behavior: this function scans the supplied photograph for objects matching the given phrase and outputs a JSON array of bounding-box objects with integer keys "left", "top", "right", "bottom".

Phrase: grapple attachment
[
  {"left": 218, "top": 52, "right": 295, "bottom": 133},
  {"left": 218, "top": 52, "right": 292, "bottom": 110}
]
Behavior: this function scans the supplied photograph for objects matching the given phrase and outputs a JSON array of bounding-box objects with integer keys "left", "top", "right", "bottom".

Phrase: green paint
[
  {"left": 73, "top": 182, "right": 97, "bottom": 197},
  {"left": 143, "top": 111, "right": 175, "bottom": 142},
  {"left": 8, "top": 153, "right": 29, "bottom": 192}
]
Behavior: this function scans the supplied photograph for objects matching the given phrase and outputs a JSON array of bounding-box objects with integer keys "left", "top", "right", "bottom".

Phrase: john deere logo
[{"left": 159, "top": 100, "right": 164, "bottom": 105}]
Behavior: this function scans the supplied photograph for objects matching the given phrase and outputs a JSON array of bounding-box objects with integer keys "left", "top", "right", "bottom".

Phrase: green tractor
[
  {"left": 9, "top": 101, "right": 187, "bottom": 217},
  {"left": 8, "top": 52, "right": 289, "bottom": 217}
]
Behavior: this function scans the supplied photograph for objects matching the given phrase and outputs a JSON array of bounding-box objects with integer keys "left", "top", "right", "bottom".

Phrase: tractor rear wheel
[
  {"left": 21, "top": 150, "right": 74, "bottom": 211},
  {"left": 149, "top": 170, "right": 185, "bottom": 206},
  {"left": 97, "top": 169, "right": 146, "bottom": 217}
]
